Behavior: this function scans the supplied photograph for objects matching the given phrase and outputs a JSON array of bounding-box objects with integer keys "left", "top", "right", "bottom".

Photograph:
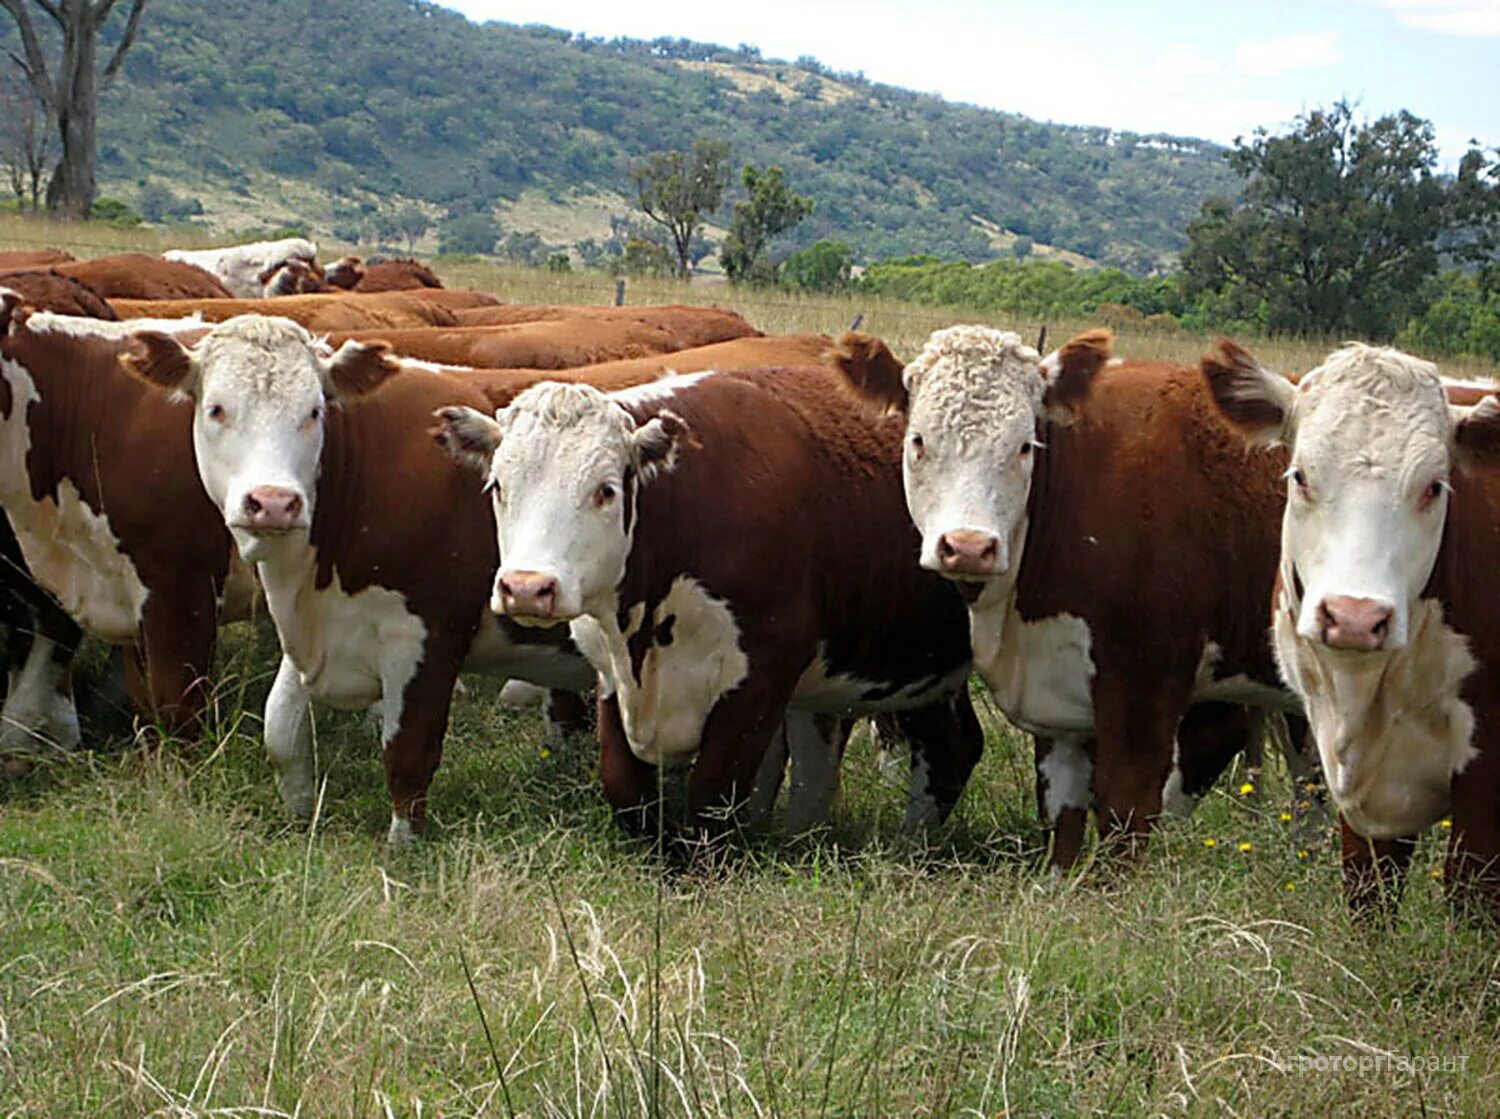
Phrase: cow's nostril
[
  {"left": 938, "top": 536, "right": 957, "bottom": 560},
  {"left": 244, "top": 494, "right": 263, "bottom": 515}
]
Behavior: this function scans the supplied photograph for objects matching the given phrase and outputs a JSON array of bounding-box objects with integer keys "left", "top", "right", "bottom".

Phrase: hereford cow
[
  {"left": 0, "top": 271, "right": 117, "bottom": 319},
  {"left": 121, "top": 316, "right": 606, "bottom": 839},
  {"left": 165, "top": 238, "right": 319, "bottom": 299},
  {"left": 0, "top": 249, "right": 74, "bottom": 269},
  {"left": 1203, "top": 341, "right": 1500, "bottom": 914},
  {"left": 326, "top": 319, "right": 683, "bottom": 369},
  {"left": 837, "top": 326, "right": 1309, "bottom": 867},
  {"left": 324, "top": 256, "right": 363, "bottom": 290},
  {"left": 432, "top": 345, "right": 983, "bottom": 838},
  {"left": 352, "top": 259, "right": 444, "bottom": 293},
  {"left": 111, "top": 291, "right": 475, "bottom": 331},
  {"left": 0, "top": 301, "right": 249, "bottom": 742},
  {"left": 52, "top": 254, "right": 233, "bottom": 300},
  {"left": 453, "top": 303, "right": 760, "bottom": 349}
]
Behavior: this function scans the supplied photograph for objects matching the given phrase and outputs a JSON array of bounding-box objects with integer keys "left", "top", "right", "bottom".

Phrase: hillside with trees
[{"left": 0, "top": 0, "right": 1238, "bottom": 270}]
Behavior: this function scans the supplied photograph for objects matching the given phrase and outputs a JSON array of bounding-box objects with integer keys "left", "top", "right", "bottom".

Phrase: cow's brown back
[
  {"left": 327, "top": 319, "right": 681, "bottom": 369},
  {"left": 452, "top": 303, "right": 759, "bottom": 349}
]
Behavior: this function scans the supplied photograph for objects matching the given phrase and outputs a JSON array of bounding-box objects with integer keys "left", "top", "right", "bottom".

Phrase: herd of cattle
[{"left": 1, "top": 236, "right": 1497, "bottom": 919}]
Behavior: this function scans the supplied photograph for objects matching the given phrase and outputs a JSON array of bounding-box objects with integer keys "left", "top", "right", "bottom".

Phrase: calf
[
  {"left": 838, "top": 326, "right": 1305, "bottom": 867},
  {"left": 433, "top": 349, "right": 982, "bottom": 837},
  {"left": 124, "top": 316, "right": 597, "bottom": 839},
  {"left": 1204, "top": 341, "right": 1500, "bottom": 914}
]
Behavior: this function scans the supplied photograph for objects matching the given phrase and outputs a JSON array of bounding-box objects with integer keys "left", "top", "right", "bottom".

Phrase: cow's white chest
[
  {"left": 1276, "top": 598, "right": 1475, "bottom": 839},
  {"left": 262, "top": 561, "right": 427, "bottom": 726},
  {"left": 970, "top": 583, "right": 1095, "bottom": 734},
  {"left": 571, "top": 575, "right": 749, "bottom": 764},
  {"left": 792, "top": 644, "right": 969, "bottom": 714}
]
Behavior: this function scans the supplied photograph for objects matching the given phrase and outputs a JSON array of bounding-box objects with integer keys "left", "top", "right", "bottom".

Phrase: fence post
[
  {"left": 848, "top": 313, "right": 864, "bottom": 332},
  {"left": 614, "top": 279, "right": 626, "bottom": 307},
  {"left": 1036, "top": 324, "right": 1047, "bottom": 354}
]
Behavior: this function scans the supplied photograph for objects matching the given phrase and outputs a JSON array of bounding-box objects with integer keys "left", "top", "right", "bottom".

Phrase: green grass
[
  {"left": 2, "top": 626, "right": 1496, "bottom": 1117},
  {"left": 0, "top": 221, "right": 1497, "bottom": 1115}
]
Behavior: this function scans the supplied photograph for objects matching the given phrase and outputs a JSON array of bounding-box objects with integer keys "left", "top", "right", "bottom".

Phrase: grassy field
[{"left": 1, "top": 216, "right": 1498, "bottom": 1117}]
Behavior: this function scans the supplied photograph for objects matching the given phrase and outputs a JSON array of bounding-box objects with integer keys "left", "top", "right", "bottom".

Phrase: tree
[
  {"left": 0, "top": 64, "right": 50, "bottom": 209},
  {"left": 394, "top": 205, "right": 430, "bottom": 252},
  {"left": 437, "top": 211, "right": 500, "bottom": 255},
  {"left": 1181, "top": 101, "right": 1498, "bottom": 339},
  {"left": 720, "top": 164, "right": 813, "bottom": 284},
  {"left": 780, "top": 239, "right": 853, "bottom": 291},
  {"left": 0, "top": 0, "right": 149, "bottom": 217},
  {"left": 631, "top": 137, "right": 730, "bottom": 278}
]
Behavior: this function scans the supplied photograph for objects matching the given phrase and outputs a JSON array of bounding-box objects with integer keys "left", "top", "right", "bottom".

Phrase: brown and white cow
[
  {"left": 1204, "top": 340, "right": 1500, "bottom": 913},
  {"left": 838, "top": 325, "right": 1307, "bottom": 867},
  {"left": 27, "top": 254, "right": 236, "bottom": 300},
  {"left": 433, "top": 349, "right": 983, "bottom": 837},
  {"left": 123, "top": 316, "right": 603, "bottom": 840},
  {"left": 165, "top": 238, "right": 320, "bottom": 299},
  {"left": 111, "top": 290, "right": 494, "bottom": 332},
  {"left": 259, "top": 258, "right": 328, "bottom": 297},
  {"left": 0, "top": 300, "right": 248, "bottom": 747}
]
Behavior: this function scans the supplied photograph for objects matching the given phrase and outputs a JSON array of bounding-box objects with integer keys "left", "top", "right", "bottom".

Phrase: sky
[{"left": 440, "top": 0, "right": 1499, "bottom": 167}]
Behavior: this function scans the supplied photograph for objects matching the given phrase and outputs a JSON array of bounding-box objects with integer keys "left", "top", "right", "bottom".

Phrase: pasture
[{"left": 1, "top": 217, "right": 1498, "bottom": 1117}]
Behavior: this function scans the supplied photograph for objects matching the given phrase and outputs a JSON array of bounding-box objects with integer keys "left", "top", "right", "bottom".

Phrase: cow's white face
[
  {"left": 122, "top": 315, "right": 398, "bottom": 563},
  {"left": 894, "top": 326, "right": 1111, "bottom": 580},
  {"left": 1205, "top": 341, "right": 1500, "bottom": 655},
  {"left": 433, "top": 383, "right": 687, "bottom": 625}
]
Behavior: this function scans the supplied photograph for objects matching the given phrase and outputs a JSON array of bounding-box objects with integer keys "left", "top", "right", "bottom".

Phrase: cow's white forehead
[
  {"left": 1294, "top": 344, "right": 1450, "bottom": 470},
  {"left": 195, "top": 315, "right": 322, "bottom": 394},
  {"left": 503, "top": 381, "right": 634, "bottom": 446},
  {"left": 905, "top": 325, "right": 1043, "bottom": 444}
]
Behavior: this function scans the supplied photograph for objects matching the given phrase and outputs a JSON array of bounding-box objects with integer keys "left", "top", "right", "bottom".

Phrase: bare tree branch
[
  {"left": 100, "top": 0, "right": 145, "bottom": 84},
  {"left": 0, "top": 1, "right": 58, "bottom": 112},
  {"left": 32, "top": 0, "right": 62, "bottom": 28}
]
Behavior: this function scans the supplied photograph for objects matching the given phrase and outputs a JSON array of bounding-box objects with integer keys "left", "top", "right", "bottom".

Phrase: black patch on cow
[
  {"left": 654, "top": 613, "right": 676, "bottom": 647},
  {"left": 957, "top": 582, "right": 985, "bottom": 605}
]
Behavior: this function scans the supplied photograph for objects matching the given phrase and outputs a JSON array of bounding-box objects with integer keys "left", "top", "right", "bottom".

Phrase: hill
[{"left": 27, "top": 0, "right": 1238, "bottom": 269}]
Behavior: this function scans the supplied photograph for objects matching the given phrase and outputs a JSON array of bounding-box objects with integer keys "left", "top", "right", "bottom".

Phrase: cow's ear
[
  {"left": 321, "top": 339, "right": 401, "bottom": 399},
  {"left": 632, "top": 410, "right": 690, "bottom": 481},
  {"left": 1039, "top": 328, "right": 1111, "bottom": 424},
  {"left": 121, "top": 331, "right": 199, "bottom": 399},
  {"left": 1201, "top": 338, "right": 1296, "bottom": 445},
  {"left": 831, "top": 330, "right": 908, "bottom": 415},
  {"left": 432, "top": 405, "right": 503, "bottom": 473},
  {"left": 1453, "top": 395, "right": 1500, "bottom": 467}
]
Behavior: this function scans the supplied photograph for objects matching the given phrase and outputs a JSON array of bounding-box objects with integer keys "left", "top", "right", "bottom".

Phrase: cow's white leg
[
  {"left": 0, "top": 636, "right": 80, "bottom": 754},
  {"left": 784, "top": 711, "right": 842, "bottom": 833},
  {"left": 1160, "top": 737, "right": 1198, "bottom": 818},
  {"left": 1037, "top": 735, "right": 1093, "bottom": 870},
  {"left": 745, "top": 721, "right": 788, "bottom": 827},
  {"left": 264, "top": 654, "right": 315, "bottom": 819}
]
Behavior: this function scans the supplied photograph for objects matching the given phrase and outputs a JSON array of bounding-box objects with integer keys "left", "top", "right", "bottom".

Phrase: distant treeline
[{"left": 856, "top": 257, "right": 1500, "bottom": 361}]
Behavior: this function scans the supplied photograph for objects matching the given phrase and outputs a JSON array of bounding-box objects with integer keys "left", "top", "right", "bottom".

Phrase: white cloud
[
  {"left": 1233, "top": 29, "right": 1342, "bottom": 74},
  {"left": 1369, "top": 0, "right": 1500, "bottom": 36}
]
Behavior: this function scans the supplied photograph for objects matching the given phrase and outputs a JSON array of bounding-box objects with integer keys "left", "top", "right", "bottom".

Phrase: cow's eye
[
  {"left": 1421, "top": 478, "right": 1448, "bottom": 509},
  {"left": 594, "top": 482, "right": 617, "bottom": 507},
  {"left": 206, "top": 403, "right": 226, "bottom": 423},
  {"left": 910, "top": 433, "right": 925, "bottom": 461},
  {"left": 309, "top": 405, "right": 322, "bottom": 423},
  {"left": 1290, "top": 467, "right": 1309, "bottom": 494},
  {"left": 1019, "top": 442, "right": 1032, "bottom": 458}
]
